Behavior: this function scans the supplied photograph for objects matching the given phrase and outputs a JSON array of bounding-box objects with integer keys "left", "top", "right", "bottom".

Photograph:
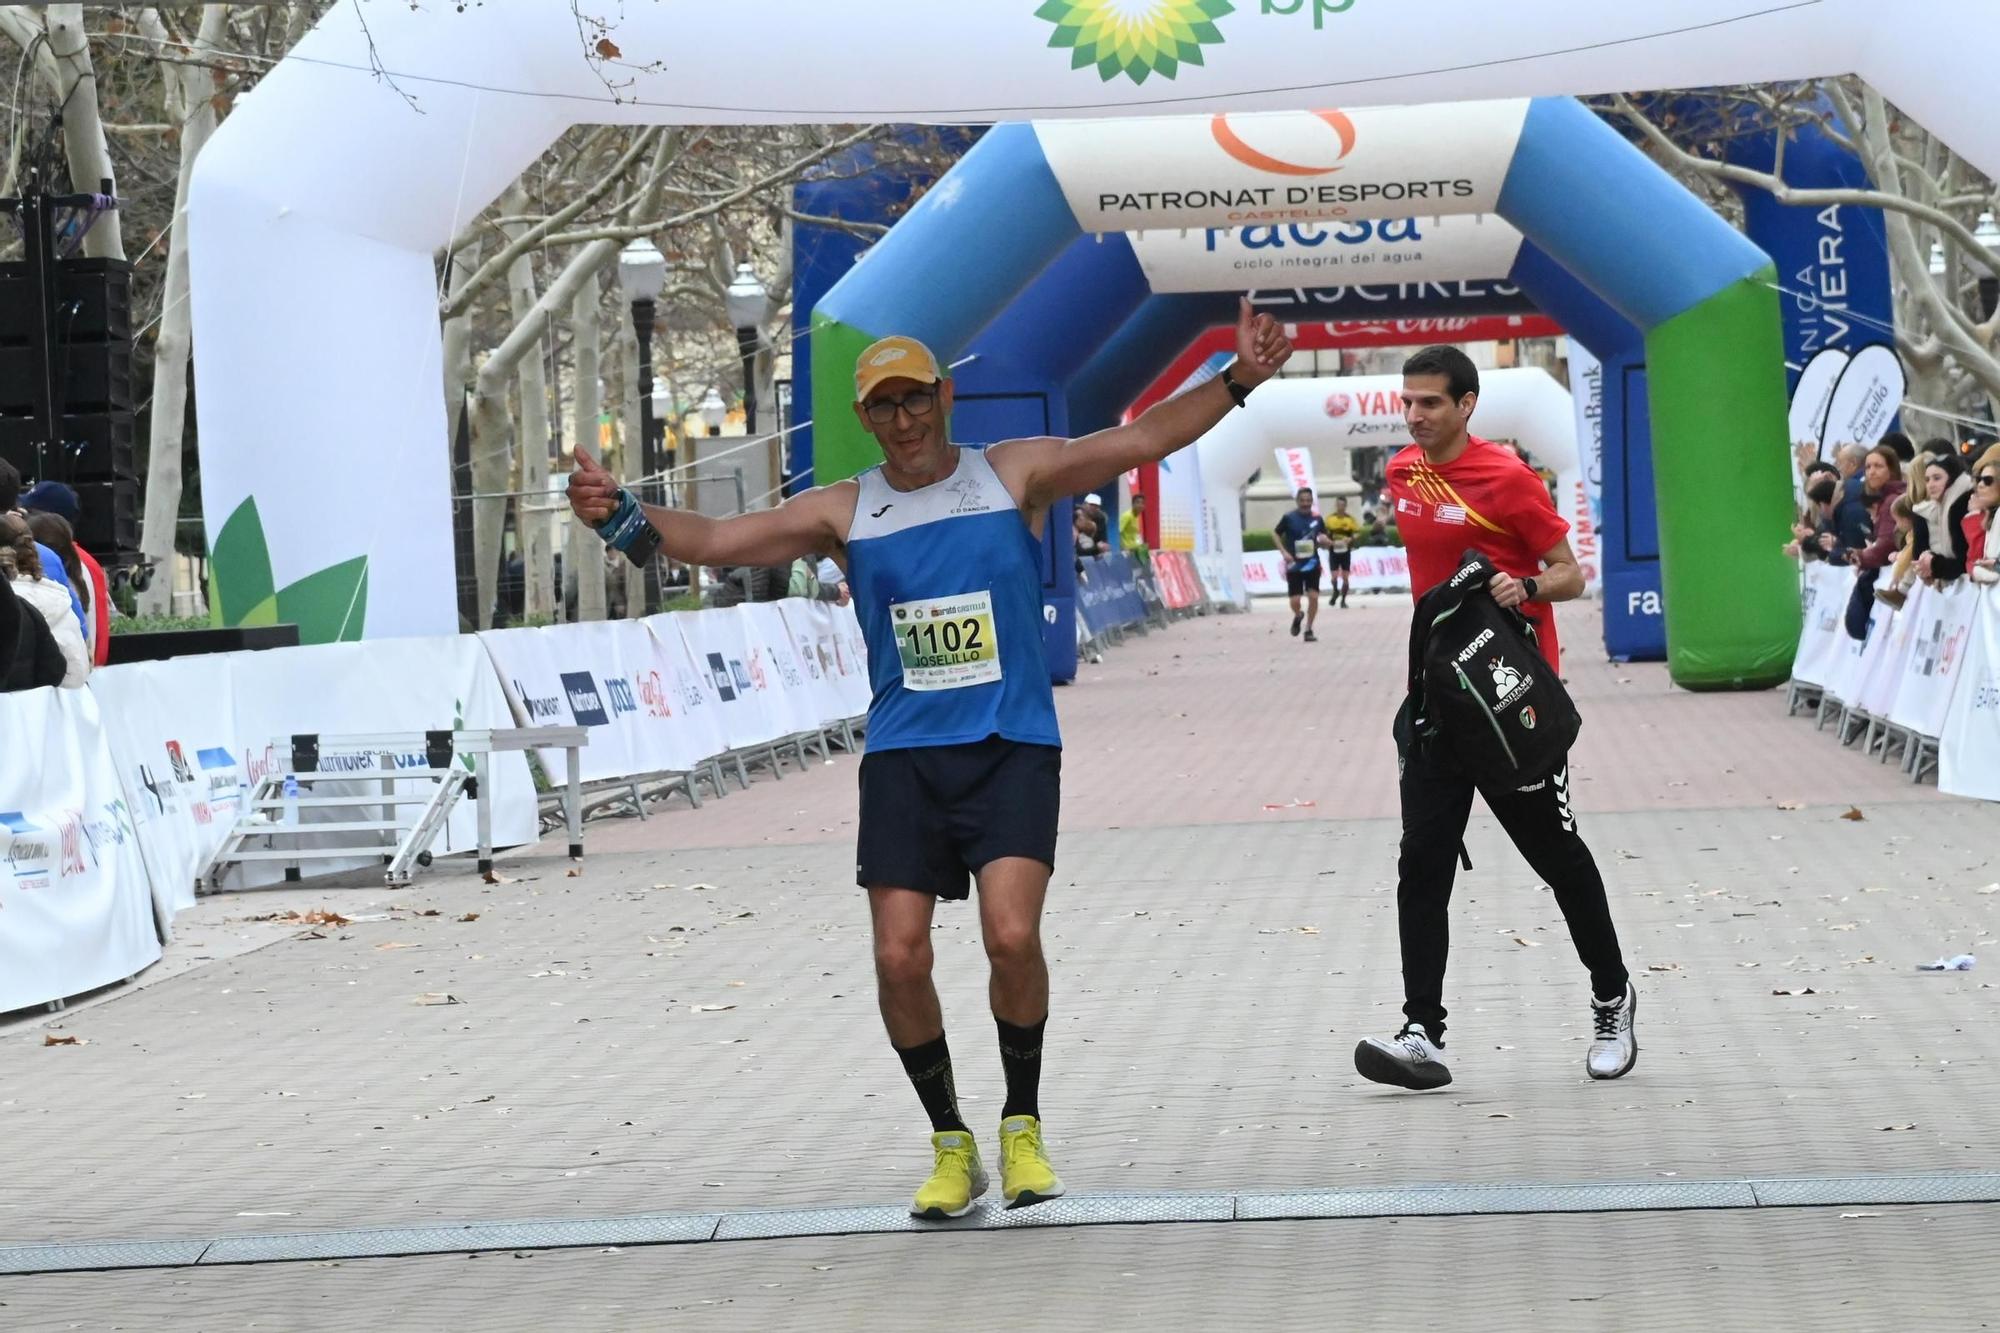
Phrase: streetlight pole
[
  {"left": 618, "top": 238, "right": 667, "bottom": 612},
  {"left": 724, "top": 262, "right": 771, "bottom": 500}
]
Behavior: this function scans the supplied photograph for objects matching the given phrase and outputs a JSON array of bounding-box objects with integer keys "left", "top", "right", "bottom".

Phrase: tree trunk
[
  {"left": 468, "top": 370, "right": 513, "bottom": 631},
  {"left": 441, "top": 238, "right": 482, "bottom": 458},
  {"left": 44, "top": 6, "right": 123, "bottom": 260},
  {"left": 499, "top": 187, "right": 556, "bottom": 622},
  {"left": 568, "top": 277, "right": 608, "bottom": 621},
  {"left": 134, "top": 5, "right": 227, "bottom": 616}
]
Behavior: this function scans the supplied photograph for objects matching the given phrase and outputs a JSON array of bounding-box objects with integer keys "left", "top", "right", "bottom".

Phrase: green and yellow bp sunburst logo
[{"left": 1034, "top": 0, "right": 1234, "bottom": 85}]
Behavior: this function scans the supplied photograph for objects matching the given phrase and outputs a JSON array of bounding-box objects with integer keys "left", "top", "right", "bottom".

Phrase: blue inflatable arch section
[{"left": 813, "top": 99, "right": 1797, "bottom": 690}]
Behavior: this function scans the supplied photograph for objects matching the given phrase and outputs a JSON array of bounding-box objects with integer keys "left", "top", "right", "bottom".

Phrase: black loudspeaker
[
  {"left": 0, "top": 342, "right": 132, "bottom": 415},
  {"left": 71, "top": 477, "right": 139, "bottom": 551},
  {"left": 0, "top": 411, "right": 134, "bottom": 482},
  {"left": 0, "top": 259, "right": 132, "bottom": 344}
]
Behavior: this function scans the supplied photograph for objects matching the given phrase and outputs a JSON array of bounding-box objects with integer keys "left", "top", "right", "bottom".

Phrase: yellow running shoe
[
  {"left": 998, "top": 1115, "right": 1065, "bottom": 1209},
  {"left": 911, "top": 1130, "right": 989, "bottom": 1220}
]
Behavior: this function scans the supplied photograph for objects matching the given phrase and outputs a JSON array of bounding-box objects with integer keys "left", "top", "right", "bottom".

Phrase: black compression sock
[
  {"left": 895, "top": 1034, "right": 968, "bottom": 1133},
  {"left": 996, "top": 1015, "right": 1048, "bottom": 1121}
]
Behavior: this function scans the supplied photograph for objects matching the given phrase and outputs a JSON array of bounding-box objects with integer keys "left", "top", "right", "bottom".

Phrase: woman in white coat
[{"left": 0, "top": 513, "right": 89, "bottom": 686}]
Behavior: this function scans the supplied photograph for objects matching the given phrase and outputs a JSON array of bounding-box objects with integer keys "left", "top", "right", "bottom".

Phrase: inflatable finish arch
[
  {"left": 816, "top": 100, "right": 1789, "bottom": 687},
  {"left": 190, "top": 0, "right": 1990, "bottom": 659}
]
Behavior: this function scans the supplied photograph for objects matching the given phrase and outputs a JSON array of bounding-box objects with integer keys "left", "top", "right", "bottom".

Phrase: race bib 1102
[{"left": 891, "top": 590, "right": 1002, "bottom": 691}]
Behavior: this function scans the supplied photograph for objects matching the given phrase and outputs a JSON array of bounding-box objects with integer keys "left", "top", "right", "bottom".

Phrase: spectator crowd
[
  {"left": 2, "top": 461, "right": 108, "bottom": 693},
  {"left": 1789, "top": 433, "right": 2000, "bottom": 638}
]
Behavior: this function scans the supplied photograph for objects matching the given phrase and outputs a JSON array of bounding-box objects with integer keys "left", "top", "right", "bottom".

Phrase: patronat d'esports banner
[{"left": 1035, "top": 101, "right": 1532, "bottom": 233}]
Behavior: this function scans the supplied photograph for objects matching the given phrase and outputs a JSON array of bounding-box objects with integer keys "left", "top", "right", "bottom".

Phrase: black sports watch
[
  {"left": 1521, "top": 576, "right": 1540, "bottom": 602},
  {"left": 1220, "top": 365, "right": 1253, "bottom": 409}
]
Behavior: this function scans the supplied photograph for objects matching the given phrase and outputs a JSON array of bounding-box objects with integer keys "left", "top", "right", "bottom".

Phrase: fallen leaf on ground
[
  {"left": 1772, "top": 987, "right": 1820, "bottom": 996},
  {"left": 685, "top": 883, "right": 715, "bottom": 893},
  {"left": 1840, "top": 1212, "right": 1880, "bottom": 1219},
  {"left": 375, "top": 941, "right": 420, "bottom": 951},
  {"left": 1512, "top": 937, "right": 1540, "bottom": 948},
  {"left": 1776, "top": 800, "right": 1805, "bottom": 811},
  {"left": 1646, "top": 963, "right": 1680, "bottom": 972},
  {"left": 566, "top": 868, "right": 583, "bottom": 878},
  {"left": 1296, "top": 926, "right": 1320, "bottom": 935},
  {"left": 415, "top": 909, "right": 440, "bottom": 917},
  {"left": 482, "top": 870, "right": 510, "bottom": 885},
  {"left": 1829, "top": 923, "right": 1858, "bottom": 932},
  {"left": 1878, "top": 1123, "right": 1916, "bottom": 1132},
  {"left": 457, "top": 913, "right": 480, "bottom": 923},
  {"left": 1841, "top": 806, "right": 1866, "bottom": 822},
  {"left": 43, "top": 1034, "right": 84, "bottom": 1047},
  {"left": 414, "top": 993, "right": 461, "bottom": 1006},
  {"left": 690, "top": 1004, "right": 736, "bottom": 1013},
  {"left": 1486, "top": 1113, "right": 1512, "bottom": 1119}
]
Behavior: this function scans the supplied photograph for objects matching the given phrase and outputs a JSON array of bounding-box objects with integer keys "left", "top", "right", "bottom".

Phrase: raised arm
[
  {"left": 566, "top": 445, "right": 855, "bottom": 569},
  {"left": 991, "top": 298, "right": 1293, "bottom": 508}
]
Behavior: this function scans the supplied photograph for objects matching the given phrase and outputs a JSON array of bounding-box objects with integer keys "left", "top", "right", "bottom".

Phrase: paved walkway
[{"left": 2, "top": 597, "right": 1993, "bottom": 1330}]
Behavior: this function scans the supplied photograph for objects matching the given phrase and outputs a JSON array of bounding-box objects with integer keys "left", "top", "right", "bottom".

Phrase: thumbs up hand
[
  {"left": 1233, "top": 296, "right": 1293, "bottom": 388},
  {"left": 568, "top": 444, "right": 620, "bottom": 525}
]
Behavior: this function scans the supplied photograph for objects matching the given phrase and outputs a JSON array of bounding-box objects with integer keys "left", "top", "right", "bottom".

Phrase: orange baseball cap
[{"left": 854, "top": 335, "right": 942, "bottom": 402}]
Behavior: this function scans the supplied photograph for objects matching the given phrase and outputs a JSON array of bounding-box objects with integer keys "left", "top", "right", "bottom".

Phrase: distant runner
[
  {"left": 1323, "top": 496, "right": 1362, "bottom": 608},
  {"left": 1274, "top": 486, "right": 1327, "bottom": 642}
]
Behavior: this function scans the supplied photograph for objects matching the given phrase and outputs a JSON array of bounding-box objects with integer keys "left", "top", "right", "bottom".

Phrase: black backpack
[{"left": 1397, "top": 550, "right": 1581, "bottom": 788}]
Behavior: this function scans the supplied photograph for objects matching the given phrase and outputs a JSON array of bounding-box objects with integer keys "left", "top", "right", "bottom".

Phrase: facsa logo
[{"left": 559, "top": 671, "right": 612, "bottom": 727}]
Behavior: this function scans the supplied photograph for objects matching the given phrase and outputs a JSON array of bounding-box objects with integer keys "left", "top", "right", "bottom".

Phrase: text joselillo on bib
[{"left": 891, "top": 590, "right": 1001, "bottom": 691}]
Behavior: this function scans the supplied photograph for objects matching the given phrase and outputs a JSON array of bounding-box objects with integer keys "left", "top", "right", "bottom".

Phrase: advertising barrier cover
[
  {"left": 0, "top": 688, "right": 161, "bottom": 1013},
  {"left": 1938, "top": 588, "right": 2000, "bottom": 801}
]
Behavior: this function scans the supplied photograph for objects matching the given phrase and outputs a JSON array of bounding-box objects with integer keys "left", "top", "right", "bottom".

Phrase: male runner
[
  {"left": 570, "top": 299, "right": 1292, "bottom": 1215},
  {"left": 1274, "top": 486, "right": 1326, "bottom": 642},
  {"left": 1323, "top": 496, "right": 1362, "bottom": 608},
  {"left": 1353, "top": 345, "right": 1636, "bottom": 1090}
]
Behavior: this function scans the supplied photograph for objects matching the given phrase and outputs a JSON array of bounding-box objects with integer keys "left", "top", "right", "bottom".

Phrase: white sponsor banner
[
  {"left": 1036, "top": 101, "right": 1532, "bottom": 233},
  {"left": 1887, "top": 578, "right": 1980, "bottom": 737},
  {"left": 1790, "top": 347, "right": 1850, "bottom": 455},
  {"left": 1819, "top": 343, "right": 1906, "bottom": 454},
  {"left": 1129, "top": 214, "right": 1525, "bottom": 293},
  {"left": 1789, "top": 563, "right": 1851, "bottom": 688},
  {"left": 1274, "top": 447, "right": 1316, "bottom": 499},
  {"left": 0, "top": 687, "right": 161, "bottom": 1012},
  {"left": 90, "top": 654, "right": 243, "bottom": 924},
  {"left": 480, "top": 619, "right": 712, "bottom": 783},
  {"left": 1243, "top": 547, "right": 1409, "bottom": 595},
  {"left": 1825, "top": 594, "right": 1889, "bottom": 703},
  {"left": 1563, "top": 339, "right": 1605, "bottom": 597},
  {"left": 779, "top": 600, "right": 873, "bottom": 723},
  {"left": 674, "top": 608, "right": 787, "bottom": 751},
  {"left": 638, "top": 613, "right": 735, "bottom": 765},
  {"left": 738, "top": 602, "right": 826, "bottom": 739},
  {"left": 1858, "top": 597, "right": 1918, "bottom": 717},
  {"left": 1938, "top": 587, "right": 2000, "bottom": 801}
]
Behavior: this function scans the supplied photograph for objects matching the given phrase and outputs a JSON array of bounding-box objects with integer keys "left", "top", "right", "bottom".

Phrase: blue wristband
[
  {"left": 597, "top": 487, "right": 646, "bottom": 551},
  {"left": 596, "top": 487, "right": 662, "bottom": 565}
]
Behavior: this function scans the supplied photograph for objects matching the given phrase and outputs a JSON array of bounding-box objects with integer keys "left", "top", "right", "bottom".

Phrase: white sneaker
[
  {"left": 1588, "top": 982, "right": 1638, "bottom": 1080},
  {"left": 1354, "top": 1023, "right": 1452, "bottom": 1090}
]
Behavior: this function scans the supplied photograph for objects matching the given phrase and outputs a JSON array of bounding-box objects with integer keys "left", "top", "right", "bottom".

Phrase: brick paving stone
[
  {"left": 0, "top": 598, "right": 1991, "bottom": 1329},
  {"left": 0, "top": 1204, "right": 1990, "bottom": 1331}
]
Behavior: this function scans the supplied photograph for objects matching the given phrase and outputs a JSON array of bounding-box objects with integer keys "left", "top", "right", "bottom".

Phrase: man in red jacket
[{"left": 1353, "top": 345, "right": 1636, "bottom": 1092}]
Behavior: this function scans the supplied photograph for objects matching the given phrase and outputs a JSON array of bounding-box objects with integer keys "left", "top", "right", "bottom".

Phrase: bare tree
[{"left": 1603, "top": 82, "right": 2000, "bottom": 435}]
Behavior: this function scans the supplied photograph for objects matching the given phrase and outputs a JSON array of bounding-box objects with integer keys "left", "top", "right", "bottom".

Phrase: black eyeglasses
[
  {"left": 863, "top": 389, "right": 938, "bottom": 425},
  {"left": 1979, "top": 472, "right": 2000, "bottom": 488}
]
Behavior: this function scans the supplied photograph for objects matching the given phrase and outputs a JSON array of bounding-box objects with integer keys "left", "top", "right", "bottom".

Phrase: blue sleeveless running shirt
[{"left": 845, "top": 447, "right": 1060, "bottom": 753}]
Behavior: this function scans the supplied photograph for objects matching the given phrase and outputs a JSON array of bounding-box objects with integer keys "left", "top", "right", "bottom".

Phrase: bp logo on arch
[{"left": 1034, "top": 0, "right": 1356, "bottom": 86}]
